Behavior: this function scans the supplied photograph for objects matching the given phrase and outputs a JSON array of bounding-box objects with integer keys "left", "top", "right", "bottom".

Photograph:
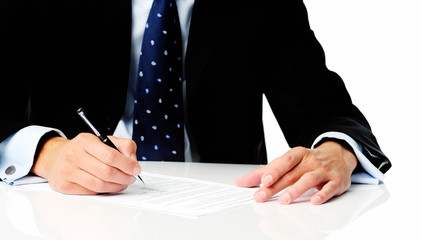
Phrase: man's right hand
[{"left": 31, "top": 133, "right": 142, "bottom": 195}]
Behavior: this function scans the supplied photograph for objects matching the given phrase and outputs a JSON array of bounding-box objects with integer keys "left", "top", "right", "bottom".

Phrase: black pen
[{"left": 77, "top": 108, "right": 145, "bottom": 185}]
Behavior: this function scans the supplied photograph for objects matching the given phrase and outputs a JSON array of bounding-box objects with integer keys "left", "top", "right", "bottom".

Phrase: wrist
[
  {"left": 318, "top": 141, "right": 358, "bottom": 174},
  {"left": 31, "top": 136, "right": 68, "bottom": 179}
]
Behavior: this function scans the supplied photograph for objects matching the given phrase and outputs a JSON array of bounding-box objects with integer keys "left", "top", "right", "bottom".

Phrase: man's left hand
[{"left": 235, "top": 141, "right": 358, "bottom": 205}]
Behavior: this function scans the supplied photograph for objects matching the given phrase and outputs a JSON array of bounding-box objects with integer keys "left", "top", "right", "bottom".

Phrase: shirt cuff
[
  {"left": 0, "top": 126, "right": 65, "bottom": 185},
  {"left": 311, "top": 131, "right": 384, "bottom": 184}
]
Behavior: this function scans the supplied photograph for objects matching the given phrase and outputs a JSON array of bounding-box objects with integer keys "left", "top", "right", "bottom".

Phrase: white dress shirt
[{"left": 0, "top": 0, "right": 383, "bottom": 185}]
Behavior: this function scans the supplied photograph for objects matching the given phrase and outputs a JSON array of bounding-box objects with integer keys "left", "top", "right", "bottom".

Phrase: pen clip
[{"left": 77, "top": 108, "right": 103, "bottom": 139}]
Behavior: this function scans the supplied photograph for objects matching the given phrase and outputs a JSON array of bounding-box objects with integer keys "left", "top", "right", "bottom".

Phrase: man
[{"left": 0, "top": 0, "right": 391, "bottom": 205}]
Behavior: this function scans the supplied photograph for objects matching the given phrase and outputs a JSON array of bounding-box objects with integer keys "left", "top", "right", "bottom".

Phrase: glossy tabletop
[{"left": 0, "top": 160, "right": 419, "bottom": 240}]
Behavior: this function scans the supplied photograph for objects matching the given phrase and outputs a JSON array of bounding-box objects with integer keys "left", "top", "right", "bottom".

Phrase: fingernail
[
  {"left": 256, "top": 191, "right": 267, "bottom": 202},
  {"left": 131, "top": 154, "right": 137, "bottom": 161},
  {"left": 279, "top": 193, "right": 291, "bottom": 205},
  {"left": 312, "top": 195, "right": 322, "bottom": 205},
  {"left": 262, "top": 175, "right": 273, "bottom": 186},
  {"left": 133, "top": 165, "right": 141, "bottom": 176}
]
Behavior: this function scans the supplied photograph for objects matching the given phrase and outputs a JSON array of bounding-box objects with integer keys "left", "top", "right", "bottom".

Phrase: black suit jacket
[{"left": 0, "top": 0, "right": 391, "bottom": 172}]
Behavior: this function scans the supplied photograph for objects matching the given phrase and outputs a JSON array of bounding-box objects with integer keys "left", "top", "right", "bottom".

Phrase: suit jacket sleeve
[
  {"left": 0, "top": 0, "right": 35, "bottom": 142},
  {"left": 263, "top": 0, "right": 391, "bottom": 174}
]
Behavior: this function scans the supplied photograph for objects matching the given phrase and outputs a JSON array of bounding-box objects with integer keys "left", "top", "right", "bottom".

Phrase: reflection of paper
[{"left": 19, "top": 173, "right": 256, "bottom": 218}]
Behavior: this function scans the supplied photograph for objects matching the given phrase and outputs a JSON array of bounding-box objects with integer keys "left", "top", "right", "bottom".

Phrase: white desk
[{"left": 0, "top": 161, "right": 416, "bottom": 240}]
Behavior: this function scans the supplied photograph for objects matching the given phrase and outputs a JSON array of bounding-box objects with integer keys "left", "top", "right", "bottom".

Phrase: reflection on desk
[
  {"left": 0, "top": 162, "right": 390, "bottom": 240},
  {"left": 253, "top": 184, "right": 389, "bottom": 240}
]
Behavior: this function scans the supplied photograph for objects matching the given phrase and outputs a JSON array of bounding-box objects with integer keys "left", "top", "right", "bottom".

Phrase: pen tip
[{"left": 138, "top": 176, "right": 145, "bottom": 185}]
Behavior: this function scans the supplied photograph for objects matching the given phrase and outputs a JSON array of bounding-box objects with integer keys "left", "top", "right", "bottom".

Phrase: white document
[{"left": 18, "top": 172, "right": 257, "bottom": 218}]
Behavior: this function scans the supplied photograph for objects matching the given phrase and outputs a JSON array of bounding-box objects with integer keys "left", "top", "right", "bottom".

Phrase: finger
[
  {"left": 108, "top": 136, "right": 138, "bottom": 161},
  {"left": 75, "top": 152, "right": 136, "bottom": 185},
  {"left": 254, "top": 162, "right": 310, "bottom": 203},
  {"left": 48, "top": 159, "right": 98, "bottom": 195},
  {"left": 315, "top": 183, "right": 324, "bottom": 191},
  {"left": 78, "top": 133, "right": 141, "bottom": 176},
  {"left": 311, "top": 180, "right": 346, "bottom": 205},
  {"left": 260, "top": 147, "right": 307, "bottom": 187},
  {"left": 278, "top": 171, "right": 325, "bottom": 205},
  {"left": 235, "top": 166, "right": 267, "bottom": 188},
  {"left": 50, "top": 180, "right": 97, "bottom": 195},
  {"left": 63, "top": 167, "right": 129, "bottom": 194}
]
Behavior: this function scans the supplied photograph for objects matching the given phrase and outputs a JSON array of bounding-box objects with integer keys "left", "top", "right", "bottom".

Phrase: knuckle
[
  {"left": 58, "top": 164, "right": 71, "bottom": 177},
  {"left": 303, "top": 171, "right": 319, "bottom": 182},
  {"left": 99, "top": 165, "right": 114, "bottom": 180},
  {"left": 285, "top": 155, "right": 294, "bottom": 166},
  {"left": 287, "top": 186, "right": 300, "bottom": 197},
  {"left": 307, "top": 156, "right": 323, "bottom": 169},
  {"left": 103, "top": 148, "right": 117, "bottom": 165},
  {"left": 75, "top": 132, "right": 91, "bottom": 143},
  {"left": 89, "top": 178, "right": 106, "bottom": 192},
  {"left": 328, "top": 178, "right": 348, "bottom": 196},
  {"left": 55, "top": 181, "right": 73, "bottom": 194},
  {"left": 293, "top": 146, "right": 307, "bottom": 152},
  {"left": 332, "top": 177, "right": 344, "bottom": 187},
  {"left": 123, "top": 139, "right": 137, "bottom": 149},
  {"left": 343, "top": 180, "right": 351, "bottom": 192},
  {"left": 108, "top": 137, "right": 137, "bottom": 154},
  {"left": 265, "top": 187, "right": 278, "bottom": 198},
  {"left": 61, "top": 147, "right": 76, "bottom": 162},
  {"left": 284, "top": 154, "right": 298, "bottom": 169},
  {"left": 337, "top": 177, "right": 351, "bottom": 192},
  {"left": 283, "top": 173, "right": 296, "bottom": 185},
  {"left": 129, "top": 140, "right": 137, "bottom": 153}
]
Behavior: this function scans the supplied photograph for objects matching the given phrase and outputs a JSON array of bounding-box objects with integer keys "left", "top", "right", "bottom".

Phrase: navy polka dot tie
[{"left": 132, "top": 0, "right": 184, "bottom": 161}]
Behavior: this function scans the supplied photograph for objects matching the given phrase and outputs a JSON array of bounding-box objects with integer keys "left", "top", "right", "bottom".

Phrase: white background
[{"left": 263, "top": 0, "right": 422, "bottom": 238}]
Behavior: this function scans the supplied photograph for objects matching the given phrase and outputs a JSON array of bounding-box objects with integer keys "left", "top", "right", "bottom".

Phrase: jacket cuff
[
  {"left": 311, "top": 131, "right": 384, "bottom": 184},
  {"left": 0, "top": 126, "right": 65, "bottom": 185}
]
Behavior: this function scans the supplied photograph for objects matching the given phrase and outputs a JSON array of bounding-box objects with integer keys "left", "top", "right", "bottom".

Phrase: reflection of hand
[
  {"left": 236, "top": 141, "right": 357, "bottom": 205},
  {"left": 251, "top": 184, "right": 390, "bottom": 240},
  {"left": 31, "top": 133, "right": 142, "bottom": 195}
]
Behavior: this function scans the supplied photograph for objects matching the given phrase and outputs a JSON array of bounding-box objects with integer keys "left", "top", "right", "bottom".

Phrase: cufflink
[{"left": 5, "top": 165, "right": 16, "bottom": 175}]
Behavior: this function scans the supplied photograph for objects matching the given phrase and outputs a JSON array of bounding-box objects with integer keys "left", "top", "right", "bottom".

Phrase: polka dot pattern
[{"left": 132, "top": 0, "right": 184, "bottom": 161}]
